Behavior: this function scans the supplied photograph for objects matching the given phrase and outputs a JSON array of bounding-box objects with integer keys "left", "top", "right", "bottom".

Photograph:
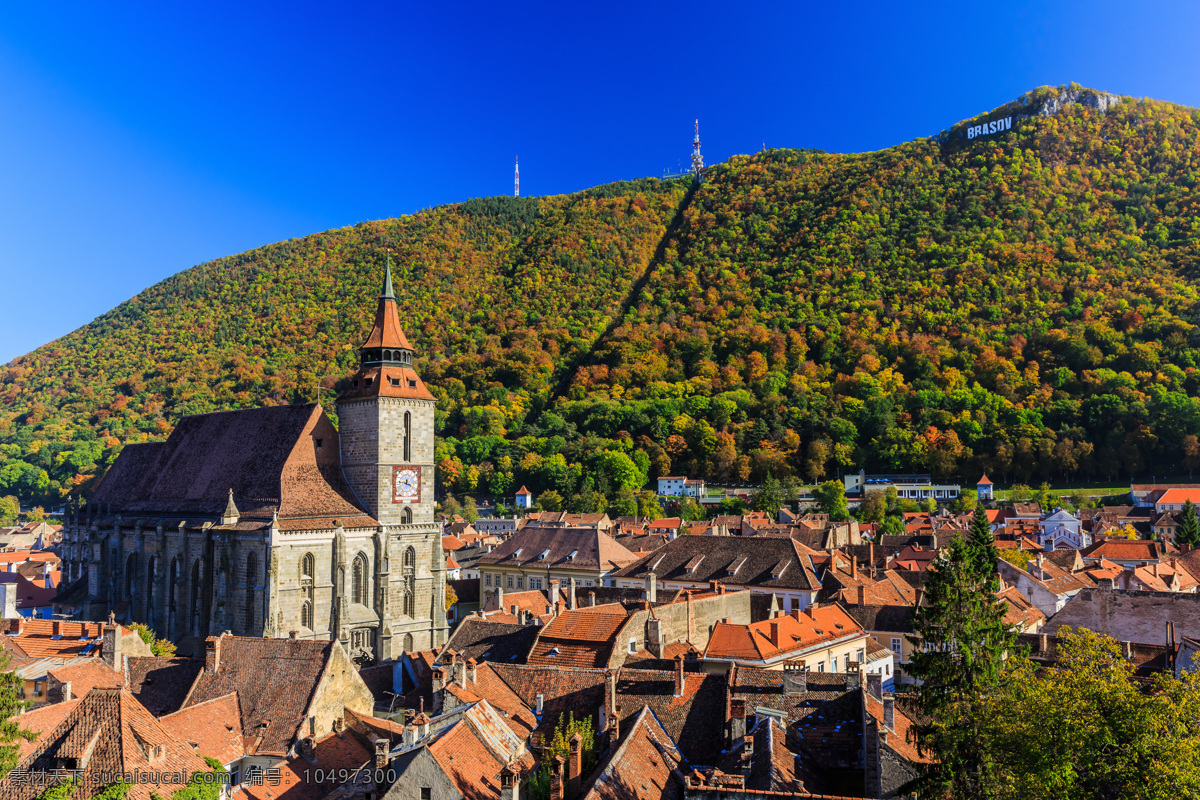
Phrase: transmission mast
[
  {"left": 514, "top": 156, "right": 520, "bottom": 197},
  {"left": 690, "top": 119, "right": 704, "bottom": 175}
]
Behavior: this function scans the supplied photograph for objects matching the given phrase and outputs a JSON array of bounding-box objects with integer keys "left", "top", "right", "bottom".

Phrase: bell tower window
[{"left": 403, "top": 411, "right": 412, "bottom": 462}]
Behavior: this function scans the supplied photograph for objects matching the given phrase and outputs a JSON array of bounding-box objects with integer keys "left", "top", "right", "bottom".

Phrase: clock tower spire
[{"left": 337, "top": 260, "right": 437, "bottom": 527}]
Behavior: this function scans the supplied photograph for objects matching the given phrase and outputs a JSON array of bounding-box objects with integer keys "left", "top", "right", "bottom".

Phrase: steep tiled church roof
[{"left": 92, "top": 403, "right": 373, "bottom": 524}]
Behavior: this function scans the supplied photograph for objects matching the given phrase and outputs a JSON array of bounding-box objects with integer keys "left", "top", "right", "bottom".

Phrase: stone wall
[
  {"left": 609, "top": 590, "right": 752, "bottom": 667},
  {"left": 305, "top": 639, "right": 376, "bottom": 738}
]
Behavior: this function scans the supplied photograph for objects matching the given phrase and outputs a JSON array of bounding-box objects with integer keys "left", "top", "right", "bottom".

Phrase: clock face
[{"left": 392, "top": 466, "right": 421, "bottom": 504}]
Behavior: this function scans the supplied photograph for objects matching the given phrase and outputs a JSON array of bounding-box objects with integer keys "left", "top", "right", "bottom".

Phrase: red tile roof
[
  {"left": 579, "top": 705, "right": 684, "bottom": 800},
  {"left": 0, "top": 619, "right": 105, "bottom": 660},
  {"left": 704, "top": 607, "right": 865, "bottom": 662},
  {"left": 180, "top": 635, "right": 334, "bottom": 756},
  {"left": 1157, "top": 488, "right": 1200, "bottom": 506},
  {"left": 159, "top": 693, "right": 245, "bottom": 765},
  {"left": 10, "top": 699, "right": 80, "bottom": 761},
  {"left": 46, "top": 660, "right": 122, "bottom": 697},
  {"left": 238, "top": 730, "right": 372, "bottom": 800},
  {"left": 478, "top": 526, "right": 637, "bottom": 572},
  {"left": 527, "top": 610, "right": 629, "bottom": 668},
  {"left": 92, "top": 404, "right": 375, "bottom": 524},
  {"left": 423, "top": 702, "right": 535, "bottom": 799},
  {"left": 865, "top": 693, "right": 931, "bottom": 764},
  {"left": 9, "top": 688, "right": 213, "bottom": 800}
]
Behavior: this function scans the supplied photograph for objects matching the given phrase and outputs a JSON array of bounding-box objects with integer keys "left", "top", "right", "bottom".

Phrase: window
[
  {"left": 517, "top": 576, "right": 524, "bottom": 589},
  {"left": 403, "top": 547, "right": 416, "bottom": 617},
  {"left": 244, "top": 552, "right": 258, "bottom": 632},
  {"left": 890, "top": 638, "right": 902, "bottom": 654},
  {"left": 301, "top": 601, "right": 313, "bottom": 630},
  {"left": 856, "top": 648, "right": 865, "bottom": 664},
  {"left": 817, "top": 662, "right": 825, "bottom": 673},
  {"left": 352, "top": 554, "right": 369, "bottom": 605},
  {"left": 302, "top": 553, "right": 315, "bottom": 582},
  {"left": 507, "top": 575, "right": 514, "bottom": 588},
  {"left": 486, "top": 574, "right": 492, "bottom": 586},
  {"left": 628, "top": 638, "right": 637, "bottom": 654},
  {"left": 403, "top": 411, "right": 412, "bottom": 462},
  {"left": 421, "top": 789, "right": 432, "bottom": 800}
]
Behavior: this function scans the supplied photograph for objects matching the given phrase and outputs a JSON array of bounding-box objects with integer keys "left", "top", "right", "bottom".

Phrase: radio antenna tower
[
  {"left": 690, "top": 119, "right": 704, "bottom": 175},
  {"left": 514, "top": 156, "right": 520, "bottom": 197}
]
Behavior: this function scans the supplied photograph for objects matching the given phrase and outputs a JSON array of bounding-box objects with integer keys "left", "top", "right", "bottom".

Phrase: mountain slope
[{"left": 5, "top": 84, "right": 1200, "bottom": 509}]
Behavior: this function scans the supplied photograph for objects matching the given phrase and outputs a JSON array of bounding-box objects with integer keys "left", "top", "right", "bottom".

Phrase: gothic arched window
[
  {"left": 401, "top": 507, "right": 412, "bottom": 524},
  {"left": 301, "top": 552, "right": 314, "bottom": 582},
  {"left": 352, "top": 554, "right": 369, "bottom": 605},
  {"left": 402, "top": 633, "right": 414, "bottom": 653},
  {"left": 403, "top": 411, "right": 412, "bottom": 462},
  {"left": 402, "top": 547, "right": 416, "bottom": 617},
  {"left": 301, "top": 601, "right": 313, "bottom": 630},
  {"left": 244, "top": 552, "right": 258, "bottom": 633}
]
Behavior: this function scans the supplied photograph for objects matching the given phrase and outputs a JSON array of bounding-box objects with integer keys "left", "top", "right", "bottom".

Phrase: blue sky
[{"left": 3, "top": 0, "right": 1200, "bottom": 363}]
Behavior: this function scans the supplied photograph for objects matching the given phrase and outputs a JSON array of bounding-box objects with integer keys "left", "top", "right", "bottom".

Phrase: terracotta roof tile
[
  {"left": 9, "top": 699, "right": 80, "bottom": 762},
  {"left": 4, "top": 688, "right": 212, "bottom": 800},
  {"left": 181, "top": 635, "right": 332, "bottom": 756},
  {"left": 528, "top": 611, "right": 628, "bottom": 669},
  {"left": 126, "top": 656, "right": 204, "bottom": 716},
  {"left": 580, "top": 705, "right": 684, "bottom": 800},
  {"left": 239, "top": 730, "right": 372, "bottom": 800},
  {"left": 441, "top": 619, "right": 539, "bottom": 665},
  {"left": 159, "top": 693, "right": 245, "bottom": 764},
  {"left": 478, "top": 527, "right": 637, "bottom": 572}
]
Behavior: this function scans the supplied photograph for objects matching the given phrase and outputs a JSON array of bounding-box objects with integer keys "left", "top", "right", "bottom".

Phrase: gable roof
[
  {"left": 419, "top": 701, "right": 534, "bottom": 799},
  {"left": 10, "top": 699, "right": 81, "bottom": 762},
  {"left": 125, "top": 656, "right": 204, "bottom": 716},
  {"left": 158, "top": 693, "right": 245, "bottom": 765},
  {"left": 528, "top": 610, "right": 629, "bottom": 668},
  {"left": 46, "top": 660, "right": 122, "bottom": 697},
  {"left": 239, "top": 729, "right": 373, "bottom": 800},
  {"left": 92, "top": 404, "right": 373, "bottom": 524},
  {"left": 580, "top": 705, "right": 684, "bottom": 800},
  {"left": 477, "top": 526, "right": 637, "bottom": 572},
  {"left": 613, "top": 668, "right": 727, "bottom": 767},
  {"left": 441, "top": 618, "right": 539, "bottom": 666},
  {"left": 8, "top": 688, "right": 212, "bottom": 800},
  {"left": 180, "top": 635, "right": 333, "bottom": 756},
  {"left": 715, "top": 717, "right": 809, "bottom": 794},
  {"left": 611, "top": 536, "right": 820, "bottom": 591},
  {"left": 703, "top": 607, "right": 864, "bottom": 662}
]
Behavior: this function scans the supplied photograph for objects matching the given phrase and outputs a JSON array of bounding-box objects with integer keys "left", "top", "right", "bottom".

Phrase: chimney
[
  {"left": 499, "top": 765, "right": 521, "bottom": 800},
  {"left": 857, "top": 584, "right": 866, "bottom": 605},
  {"left": 510, "top": 604, "right": 519, "bottom": 617},
  {"left": 646, "top": 618, "right": 663, "bottom": 659},
  {"left": 846, "top": 661, "right": 860, "bottom": 691},
  {"left": 374, "top": 738, "right": 388, "bottom": 770},
  {"left": 728, "top": 698, "right": 747, "bottom": 748},
  {"left": 496, "top": 584, "right": 504, "bottom": 610},
  {"left": 866, "top": 672, "right": 883, "bottom": 701},
  {"left": 550, "top": 579, "right": 561, "bottom": 605},
  {"left": 674, "top": 654, "right": 685, "bottom": 697},
  {"left": 709, "top": 579, "right": 719, "bottom": 593},
  {"left": 555, "top": 599, "right": 566, "bottom": 616},
  {"left": 0, "top": 584, "right": 17, "bottom": 620},
  {"left": 203, "top": 635, "right": 221, "bottom": 674},
  {"left": 289, "top": 630, "right": 299, "bottom": 639},
  {"left": 568, "top": 733, "right": 583, "bottom": 798},
  {"left": 568, "top": 578, "right": 577, "bottom": 610},
  {"left": 783, "top": 662, "right": 806, "bottom": 695},
  {"left": 402, "top": 724, "right": 417, "bottom": 748},
  {"left": 431, "top": 668, "right": 445, "bottom": 715},
  {"left": 741, "top": 733, "right": 754, "bottom": 776},
  {"left": 1122, "top": 640, "right": 1133, "bottom": 660},
  {"left": 465, "top": 658, "right": 477, "bottom": 686},
  {"left": 851, "top": 558, "right": 858, "bottom": 580},
  {"left": 100, "top": 614, "right": 121, "bottom": 668},
  {"left": 550, "top": 754, "right": 565, "bottom": 800},
  {"left": 645, "top": 572, "right": 657, "bottom": 604},
  {"left": 61, "top": 680, "right": 72, "bottom": 702},
  {"left": 588, "top": 591, "right": 596, "bottom": 607},
  {"left": 535, "top": 693, "right": 544, "bottom": 715},
  {"left": 52, "top": 620, "right": 62, "bottom": 638},
  {"left": 883, "top": 696, "right": 895, "bottom": 731},
  {"left": 1167, "top": 621, "right": 1177, "bottom": 672}
]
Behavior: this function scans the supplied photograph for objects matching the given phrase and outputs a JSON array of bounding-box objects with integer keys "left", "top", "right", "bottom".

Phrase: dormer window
[
  {"left": 567, "top": 550, "right": 578, "bottom": 561},
  {"left": 365, "top": 377, "right": 374, "bottom": 387},
  {"left": 408, "top": 379, "right": 417, "bottom": 388},
  {"left": 315, "top": 438, "right": 323, "bottom": 450},
  {"left": 390, "top": 377, "right": 401, "bottom": 387}
]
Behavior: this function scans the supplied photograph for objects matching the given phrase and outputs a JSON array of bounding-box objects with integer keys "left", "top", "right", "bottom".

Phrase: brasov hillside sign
[{"left": 967, "top": 117, "right": 1012, "bottom": 138}]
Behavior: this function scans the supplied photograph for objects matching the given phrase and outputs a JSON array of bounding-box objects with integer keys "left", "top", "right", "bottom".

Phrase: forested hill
[{"left": 5, "top": 83, "right": 1200, "bottom": 511}]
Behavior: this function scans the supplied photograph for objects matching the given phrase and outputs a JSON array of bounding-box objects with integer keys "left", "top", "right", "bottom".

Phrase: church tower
[
  {"left": 338, "top": 260, "right": 437, "bottom": 526},
  {"left": 337, "top": 260, "right": 447, "bottom": 657}
]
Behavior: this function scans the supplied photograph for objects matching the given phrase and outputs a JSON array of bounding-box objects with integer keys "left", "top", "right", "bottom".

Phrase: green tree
[
  {"left": 460, "top": 495, "right": 479, "bottom": 523},
  {"left": 537, "top": 490, "right": 564, "bottom": 512},
  {"left": 0, "top": 463, "right": 48, "bottom": 504},
  {"left": 445, "top": 580, "right": 458, "bottom": 609},
  {"left": 26, "top": 507, "right": 44, "bottom": 523},
  {"left": 715, "top": 496, "right": 748, "bottom": 517},
  {"left": 441, "top": 494, "right": 463, "bottom": 518},
  {"left": 129, "top": 622, "right": 176, "bottom": 657},
  {"left": 0, "top": 497, "right": 16, "bottom": 525},
  {"left": 750, "top": 474, "right": 782, "bottom": 516},
  {"left": 811, "top": 480, "right": 848, "bottom": 521},
  {"left": 980, "top": 628, "right": 1200, "bottom": 800},
  {"left": 607, "top": 486, "right": 638, "bottom": 518},
  {"left": 528, "top": 713, "right": 597, "bottom": 800},
  {"left": 879, "top": 513, "right": 906, "bottom": 536},
  {"left": 637, "top": 490, "right": 664, "bottom": 519},
  {"left": 857, "top": 488, "right": 886, "bottom": 523},
  {"left": 677, "top": 495, "right": 704, "bottom": 522},
  {"left": 1178, "top": 499, "right": 1200, "bottom": 547},
  {"left": 0, "top": 648, "right": 35, "bottom": 778},
  {"left": 1008, "top": 483, "right": 1032, "bottom": 503},
  {"left": 954, "top": 492, "right": 977, "bottom": 513},
  {"left": 907, "top": 530, "right": 1018, "bottom": 799}
]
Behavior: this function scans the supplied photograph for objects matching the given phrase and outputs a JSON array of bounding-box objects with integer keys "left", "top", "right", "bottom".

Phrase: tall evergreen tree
[
  {"left": 1177, "top": 499, "right": 1200, "bottom": 548},
  {"left": 0, "top": 650, "right": 34, "bottom": 778},
  {"left": 908, "top": 529, "right": 1019, "bottom": 799}
]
